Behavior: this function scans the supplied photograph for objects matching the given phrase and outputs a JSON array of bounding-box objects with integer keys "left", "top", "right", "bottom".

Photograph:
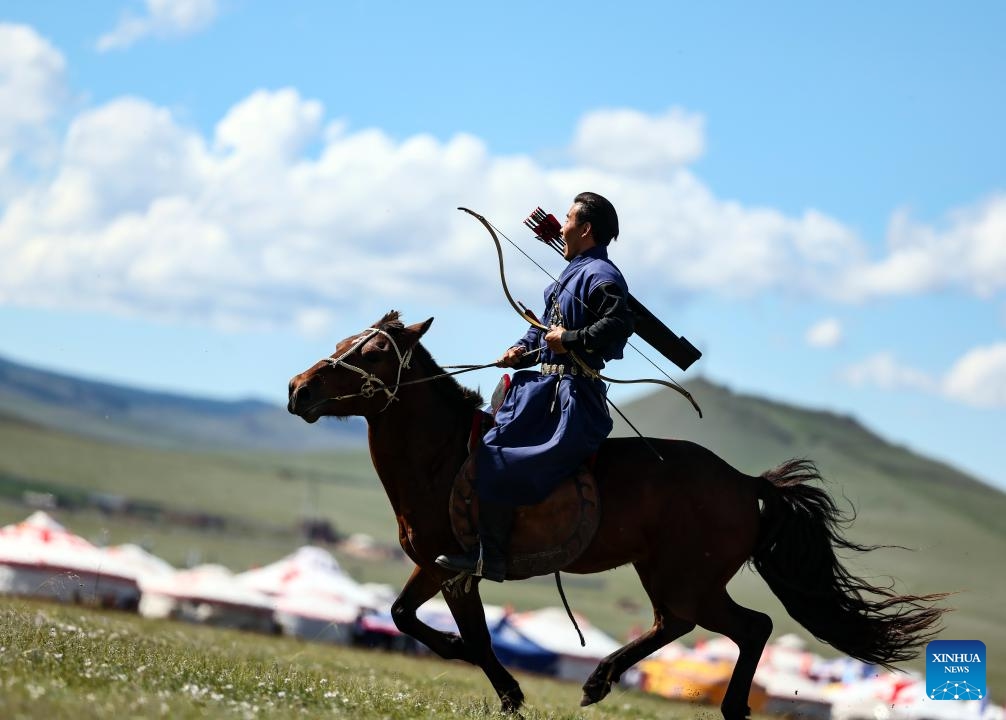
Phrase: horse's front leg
[
  {"left": 390, "top": 566, "right": 467, "bottom": 660},
  {"left": 442, "top": 579, "right": 524, "bottom": 714}
]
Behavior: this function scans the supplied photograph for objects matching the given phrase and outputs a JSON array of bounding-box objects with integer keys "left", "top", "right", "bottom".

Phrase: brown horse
[{"left": 287, "top": 311, "right": 948, "bottom": 720}]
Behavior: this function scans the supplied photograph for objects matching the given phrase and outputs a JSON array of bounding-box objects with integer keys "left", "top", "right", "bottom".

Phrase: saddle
[{"left": 448, "top": 377, "right": 601, "bottom": 580}]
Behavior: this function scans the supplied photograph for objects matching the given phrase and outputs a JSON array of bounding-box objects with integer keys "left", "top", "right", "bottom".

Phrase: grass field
[{"left": 0, "top": 598, "right": 759, "bottom": 720}]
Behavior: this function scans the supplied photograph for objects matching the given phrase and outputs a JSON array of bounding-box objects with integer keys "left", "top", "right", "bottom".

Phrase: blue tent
[{"left": 489, "top": 616, "right": 558, "bottom": 676}]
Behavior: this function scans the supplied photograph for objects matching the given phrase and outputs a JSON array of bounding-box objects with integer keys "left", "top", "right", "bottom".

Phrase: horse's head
[{"left": 288, "top": 310, "right": 433, "bottom": 422}]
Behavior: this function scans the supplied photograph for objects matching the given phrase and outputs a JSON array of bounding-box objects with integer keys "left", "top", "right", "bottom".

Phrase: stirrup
[
  {"left": 435, "top": 548, "right": 479, "bottom": 575},
  {"left": 435, "top": 546, "right": 505, "bottom": 582}
]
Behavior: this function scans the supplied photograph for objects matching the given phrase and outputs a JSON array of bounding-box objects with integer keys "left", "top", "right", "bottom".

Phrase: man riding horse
[
  {"left": 288, "top": 209, "right": 948, "bottom": 718},
  {"left": 436, "top": 191, "right": 635, "bottom": 582}
]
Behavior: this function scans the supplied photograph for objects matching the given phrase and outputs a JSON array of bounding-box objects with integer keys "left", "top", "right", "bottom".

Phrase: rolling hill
[
  {"left": 613, "top": 376, "right": 1005, "bottom": 539},
  {"left": 0, "top": 354, "right": 366, "bottom": 452}
]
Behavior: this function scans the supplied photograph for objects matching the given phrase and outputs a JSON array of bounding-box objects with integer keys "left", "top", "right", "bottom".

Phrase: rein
[{"left": 315, "top": 330, "right": 543, "bottom": 411}]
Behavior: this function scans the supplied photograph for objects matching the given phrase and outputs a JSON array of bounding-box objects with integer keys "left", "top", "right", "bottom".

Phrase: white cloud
[
  {"left": 942, "top": 343, "right": 1006, "bottom": 408},
  {"left": 571, "top": 107, "right": 705, "bottom": 174},
  {"left": 806, "top": 318, "right": 843, "bottom": 348},
  {"left": 842, "top": 345, "right": 1006, "bottom": 409},
  {"left": 215, "top": 89, "right": 324, "bottom": 162},
  {"left": 97, "top": 0, "right": 219, "bottom": 51},
  {"left": 0, "top": 87, "right": 509, "bottom": 328},
  {"left": 59, "top": 97, "right": 209, "bottom": 220},
  {"left": 0, "top": 24, "right": 66, "bottom": 192},
  {"left": 293, "top": 307, "right": 337, "bottom": 340},
  {"left": 841, "top": 352, "right": 936, "bottom": 393},
  {"left": 0, "top": 24, "right": 66, "bottom": 131},
  {"left": 836, "top": 197, "right": 1006, "bottom": 301},
  {"left": 0, "top": 62, "right": 1004, "bottom": 339}
]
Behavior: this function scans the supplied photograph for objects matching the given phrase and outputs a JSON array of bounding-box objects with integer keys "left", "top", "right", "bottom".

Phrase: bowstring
[{"left": 485, "top": 218, "right": 683, "bottom": 388}]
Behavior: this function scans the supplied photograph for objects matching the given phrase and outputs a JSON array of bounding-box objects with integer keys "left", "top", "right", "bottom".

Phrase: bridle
[
  {"left": 316, "top": 327, "right": 414, "bottom": 413},
  {"left": 302, "top": 324, "right": 521, "bottom": 417}
]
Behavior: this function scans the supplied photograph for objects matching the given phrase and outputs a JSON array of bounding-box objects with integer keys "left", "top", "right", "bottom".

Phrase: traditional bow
[{"left": 457, "top": 207, "right": 702, "bottom": 417}]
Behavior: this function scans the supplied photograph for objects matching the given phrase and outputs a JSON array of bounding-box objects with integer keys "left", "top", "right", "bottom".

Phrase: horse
[{"left": 287, "top": 311, "right": 948, "bottom": 720}]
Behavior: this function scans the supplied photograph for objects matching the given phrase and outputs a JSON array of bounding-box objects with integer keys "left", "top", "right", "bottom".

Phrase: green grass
[{"left": 0, "top": 598, "right": 757, "bottom": 720}]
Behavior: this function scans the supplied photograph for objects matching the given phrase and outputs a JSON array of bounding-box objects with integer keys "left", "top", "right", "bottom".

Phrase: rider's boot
[{"left": 435, "top": 500, "right": 514, "bottom": 582}]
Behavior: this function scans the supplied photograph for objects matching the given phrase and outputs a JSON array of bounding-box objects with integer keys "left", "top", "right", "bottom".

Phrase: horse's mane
[{"left": 376, "top": 311, "right": 484, "bottom": 412}]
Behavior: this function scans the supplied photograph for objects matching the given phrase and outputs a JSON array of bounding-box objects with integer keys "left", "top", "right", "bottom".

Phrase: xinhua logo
[{"left": 926, "top": 640, "right": 986, "bottom": 701}]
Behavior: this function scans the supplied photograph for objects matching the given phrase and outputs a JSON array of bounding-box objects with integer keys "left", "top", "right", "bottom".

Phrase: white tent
[
  {"left": 235, "top": 545, "right": 383, "bottom": 608},
  {"left": 692, "top": 635, "right": 741, "bottom": 662},
  {"left": 234, "top": 546, "right": 343, "bottom": 595},
  {"left": 0, "top": 511, "right": 139, "bottom": 607},
  {"left": 273, "top": 592, "right": 360, "bottom": 644},
  {"left": 139, "top": 564, "right": 276, "bottom": 633},
  {"left": 501, "top": 607, "right": 622, "bottom": 682},
  {"left": 102, "top": 543, "right": 175, "bottom": 583},
  {"left": 830, "top": 674, "right": 991, "bottom": 720},
  {"left": 234, "top": 546, "right": 390, "bottom": 642}
]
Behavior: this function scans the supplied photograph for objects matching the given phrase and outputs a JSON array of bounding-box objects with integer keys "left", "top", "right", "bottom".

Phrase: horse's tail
[{"left": 752, "top": 459, "right": 950, "bottom": 669}]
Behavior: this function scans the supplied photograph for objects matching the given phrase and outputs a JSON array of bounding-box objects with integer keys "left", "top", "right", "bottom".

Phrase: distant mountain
[{"left": 0, "top": 354, "right": 366, "bottom": 452}]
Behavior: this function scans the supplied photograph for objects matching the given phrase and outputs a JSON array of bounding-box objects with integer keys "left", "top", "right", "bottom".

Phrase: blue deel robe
[{"left": 477, "top": 245, "right": 630, "bottom": 505}]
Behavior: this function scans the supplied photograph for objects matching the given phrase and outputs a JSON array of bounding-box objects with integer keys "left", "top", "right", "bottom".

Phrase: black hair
[{"left": 573, "top": 191, "right": 619, "bottom": 245}]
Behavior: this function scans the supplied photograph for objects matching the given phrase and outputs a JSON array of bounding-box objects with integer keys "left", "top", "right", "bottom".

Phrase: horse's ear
[{"left": 401, "top": 317, "right": 434, "bottom": 348}]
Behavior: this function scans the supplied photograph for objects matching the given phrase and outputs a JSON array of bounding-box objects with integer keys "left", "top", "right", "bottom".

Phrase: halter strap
[{"left": 323, "top": 327, "right": 413, "bottom": 412}]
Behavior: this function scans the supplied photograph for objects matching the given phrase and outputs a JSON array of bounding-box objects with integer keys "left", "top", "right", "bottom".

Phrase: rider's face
[{"left": 560, "top": 203, "right": 593, "bottom": 260}]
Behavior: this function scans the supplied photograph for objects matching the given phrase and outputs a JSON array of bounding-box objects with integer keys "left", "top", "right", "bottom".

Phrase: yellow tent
[{"left": 638, "top": 656, "right": 768, "bottom": 712}]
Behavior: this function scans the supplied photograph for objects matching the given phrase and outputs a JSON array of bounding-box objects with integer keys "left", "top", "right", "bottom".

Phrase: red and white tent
[
  {"left": 0, "top": 511, "right": 139, "bottom": 607},
  {"left": 139, "top": 564, "right": 276, "bottom": 633},
  {"left": 102, "top": 543, "right": 175, "bottom": 584},
  {"left": 235, "top": 546, "right": 389, "bottom": 642}
]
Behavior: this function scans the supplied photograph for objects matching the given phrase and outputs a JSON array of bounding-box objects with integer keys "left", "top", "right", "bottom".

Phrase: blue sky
[{"left": 1, "top": 1, "right": 1004, "bottom": 489}]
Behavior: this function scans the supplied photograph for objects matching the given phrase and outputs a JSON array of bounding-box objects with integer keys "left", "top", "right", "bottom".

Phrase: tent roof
[
  {"left": 274, "top": 592, "right": 359, "bottom": 624},
  {"left": 0, "top": 511, "right": 93, "bottom": 550},
  {"left": 103, "top": 544, "right": 175, "bottom": 580},
  {"left": 0, "top": 512, "right": 136, "bottom": 582},
  {"left": 141, "top": 564, "right": 274, "bottom": 610},
  {"left": 505, "top": 607, "right": 621, "bottom": 659},
  {"left": 235, "top": 546, "right": 381, "bottom": 608},
  {"left": 235, "top": 546, "right": 344, "bottom": 594}
]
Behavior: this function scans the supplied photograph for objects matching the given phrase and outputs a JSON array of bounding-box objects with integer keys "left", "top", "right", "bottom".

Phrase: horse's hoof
[
  {"left": 579, "top": 682, "right": 609, "bottom": 707},
  {"left": 500, "top": 687, "right": 524, "bottom": 714},
  {"left": 720, "top": 703, "right": 751, "bottom": 720},
  {"left": 443, "top": 634, "right": 467, "bottom": 661}
]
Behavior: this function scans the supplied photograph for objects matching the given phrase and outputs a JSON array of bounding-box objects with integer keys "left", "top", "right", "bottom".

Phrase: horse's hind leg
[
  {"left": 442, "top": 580, "right": 524, "bottom": 713},
  {"left": 695, "top": 590, "right": 773, "bottom": 720},
  {"left": 581, "top": 561, "right": 696, "bottom": 707},
  {"left": 580, "top": 612, "right": 694, "bottom": 706}
]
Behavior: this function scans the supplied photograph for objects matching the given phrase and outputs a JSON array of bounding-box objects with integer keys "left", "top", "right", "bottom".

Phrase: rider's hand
[
  {"left": 544, "top": 325, "right": 568, "bottom": 354},
  {"left": 497, "top": 346, "right": 526, "bottom": 368}
]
